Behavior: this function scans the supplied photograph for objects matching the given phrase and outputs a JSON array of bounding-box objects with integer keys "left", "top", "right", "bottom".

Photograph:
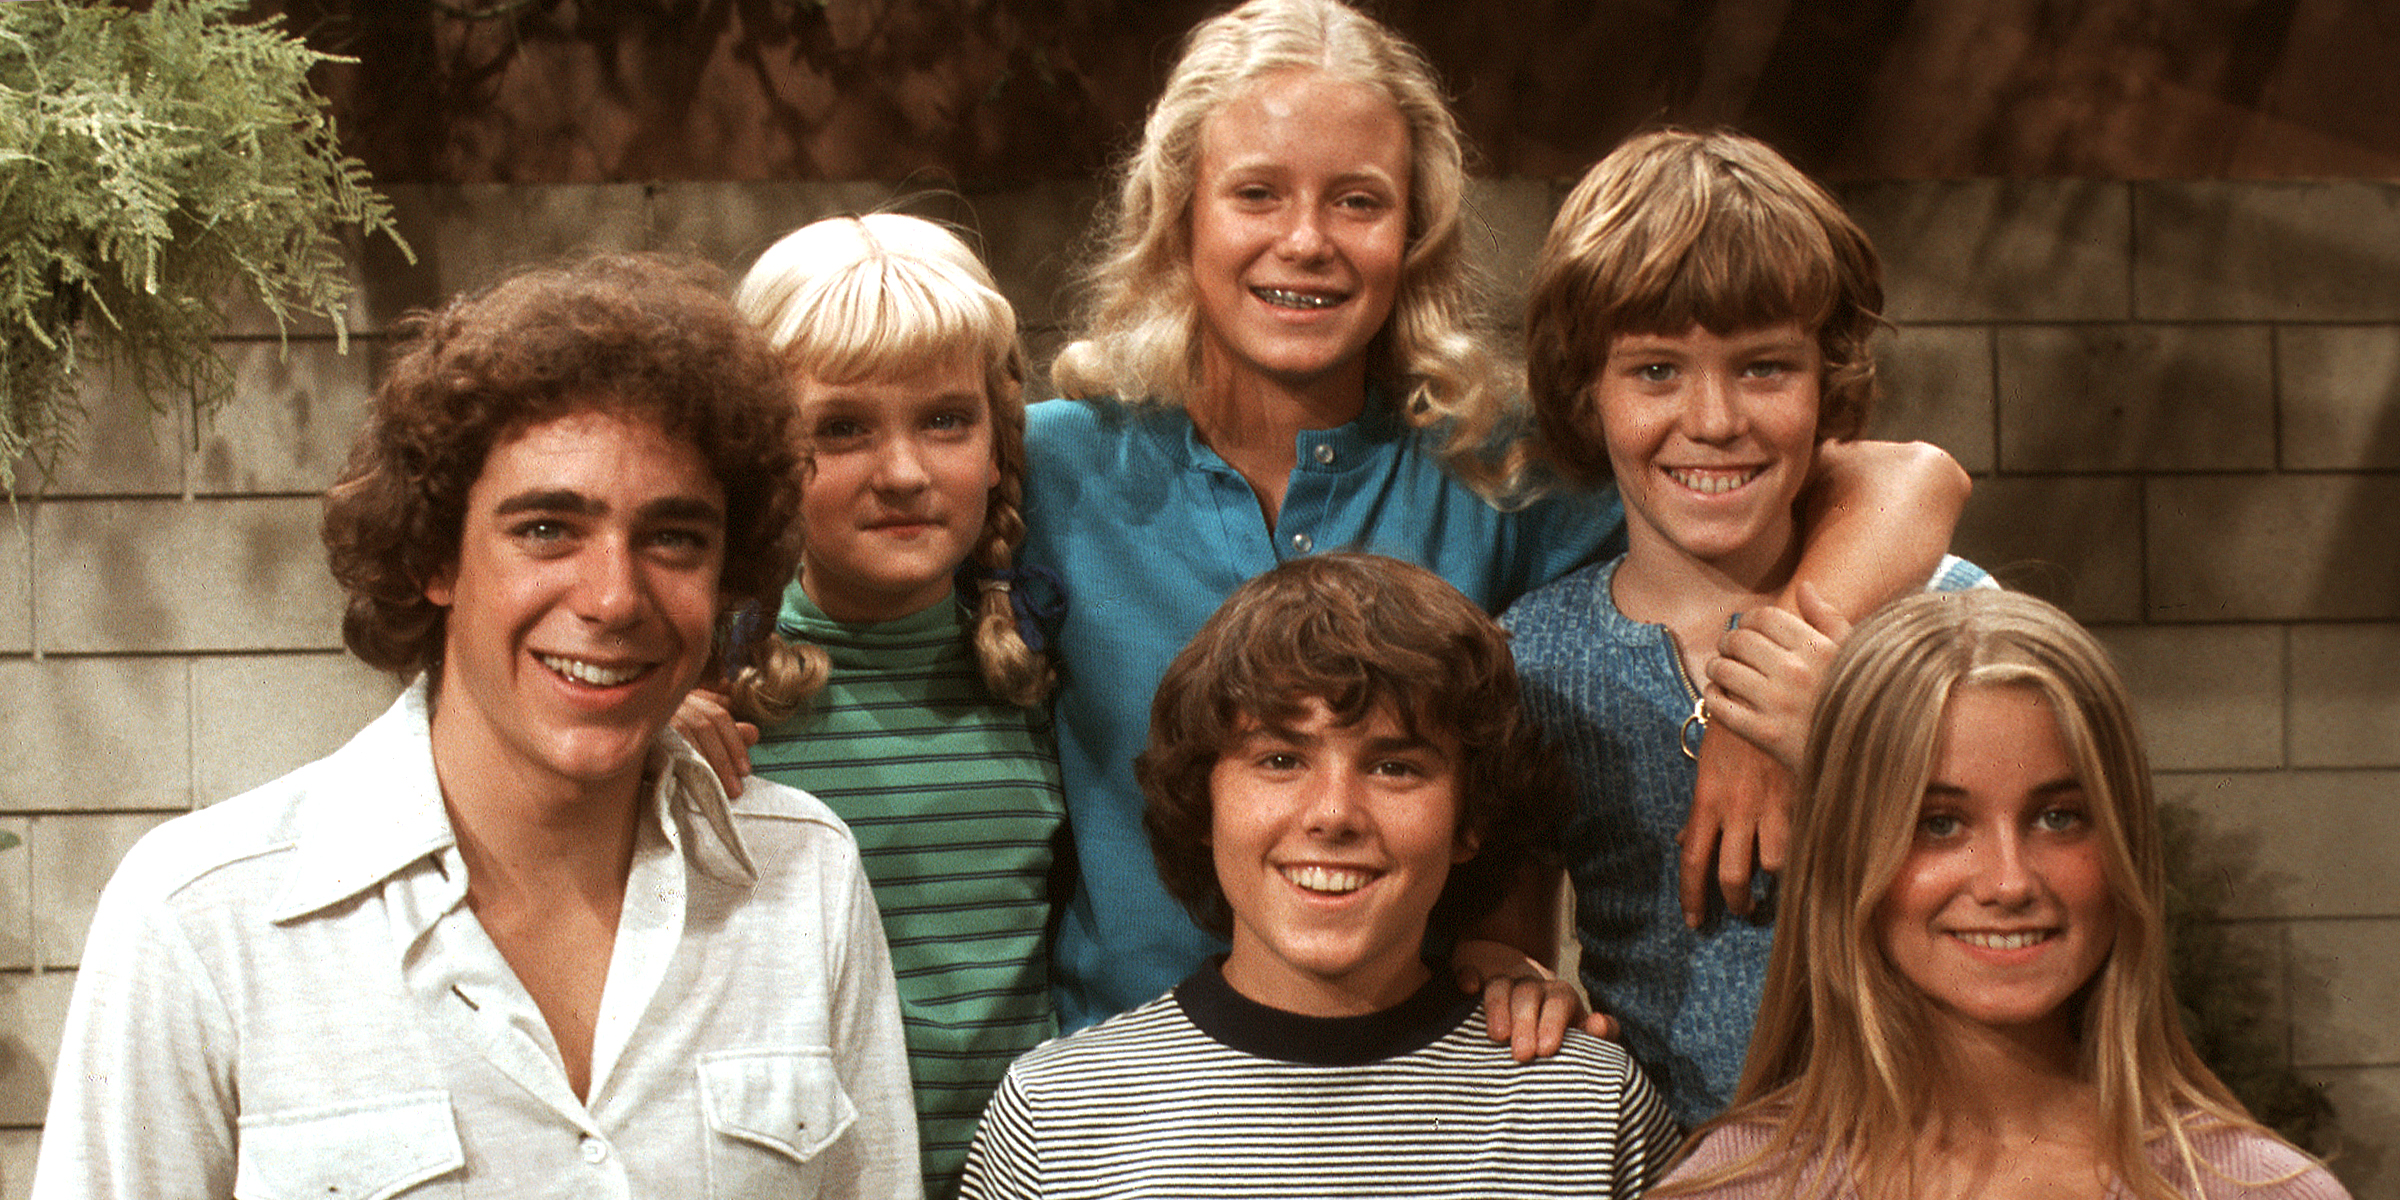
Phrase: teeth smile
[
  {"left": 1283, "top": 865, "right": 1372, "bottom": 894},
  {"left": 1956, "top": 930, "right": 2051, "bottom": 950},
  {"left": 540, "top": 655, "right": 644, "bottom": 687},
  {"left": 1668, "top": 467, "right": 1763, "bottom": 494},
  {"left": 1253, "top": 287, "right": 1339, "bottom": 309}
]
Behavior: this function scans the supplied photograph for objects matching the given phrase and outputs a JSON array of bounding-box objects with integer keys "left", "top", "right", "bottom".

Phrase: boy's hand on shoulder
[
  {"left": 1454, "top": 939, "right": 1618, "bottom": 1062},
  {"left": 1703, "top": 584, "right": 1852, "bottom": 773},
  {"left": 672, "top": 689, "right": 758, "bottom": 797},
  {"left": 1677, "top": 732, "right": 1794, "bottom": 927}
]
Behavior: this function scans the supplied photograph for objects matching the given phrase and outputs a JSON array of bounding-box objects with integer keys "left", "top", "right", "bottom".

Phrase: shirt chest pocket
[
  {"left": 697, "top": 1047, "right": 857, "bottom": 1190},
  {"left": 234, "top": 1090, "right": 464, "bottom": 1200}
]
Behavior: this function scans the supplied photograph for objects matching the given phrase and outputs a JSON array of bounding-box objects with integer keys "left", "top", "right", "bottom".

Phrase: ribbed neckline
[{"left": 1173, "top": 956, "right": 1475, "bottom": 1066}]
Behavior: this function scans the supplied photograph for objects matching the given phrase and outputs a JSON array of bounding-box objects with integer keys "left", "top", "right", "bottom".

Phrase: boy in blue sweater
[{"left": 1502, "top": 129, "right": 1992, "bottom": 1125}]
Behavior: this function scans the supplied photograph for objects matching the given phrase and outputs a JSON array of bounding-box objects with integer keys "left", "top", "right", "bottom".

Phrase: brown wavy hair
[
  {"left": 322, "top": 253, "right": 805, "bottom": 682},
  {"left": 1135, "top": 552, "right": 1568, "bottom": 943},
  {"left": 1525, "top": 128, "right": 1885, "bottom": 487}
]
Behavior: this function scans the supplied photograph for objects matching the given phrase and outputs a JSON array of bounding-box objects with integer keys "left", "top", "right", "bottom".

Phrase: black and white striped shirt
[{"left": 960, "top": 961, "right": 1680, "bottom": 1198}]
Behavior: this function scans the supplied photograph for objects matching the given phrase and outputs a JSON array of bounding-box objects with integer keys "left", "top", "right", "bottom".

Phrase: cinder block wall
[{"left": 1, "top": 178, "right": 2393, "bottom": 1197}]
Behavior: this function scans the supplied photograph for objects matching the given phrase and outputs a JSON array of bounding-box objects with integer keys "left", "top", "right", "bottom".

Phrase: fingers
[
  {"left": 1791, "top": 581, "right": 1854, "bottom": 643},
  {"left": 1482, "top": 975, "right": 1577, "bottom": 1062},
  {"left": 1757, "top": 775, "right": 1793, "bottom": 875},
  {"left": 1522, "top": 978, "right": 1569, "bottom": 1062},
  {"left": 1716, "top": 817, "right": 1758, "bottom": 917},
  {"left": 1676, "top": 811, "right": 1720, "bottom": 929},
  {"left": 672, "top": 690, "right": 756, "bottom": 797},
  {"left": 1707, "top": 607, "right": 1834, "bottom": 774},
  {"left": 1580, "top": 1009, "right": 1619, "bottom": 1042}
]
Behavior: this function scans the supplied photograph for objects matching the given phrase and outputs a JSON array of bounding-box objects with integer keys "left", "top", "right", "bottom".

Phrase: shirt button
[
  {"left": 580, "top": 1135, "right": 608, "bottom": 1164},
  {"left": 1312, "top": 442, "right": 1336, "bottom": 465},
  {"left": 1290, "top": 532, "right": 1314, "bottom": 554}
]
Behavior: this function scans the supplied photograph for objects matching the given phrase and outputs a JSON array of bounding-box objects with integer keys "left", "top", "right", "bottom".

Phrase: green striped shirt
[{"left": 752, "top": 584, "right": 1066, "bottom": 1200}]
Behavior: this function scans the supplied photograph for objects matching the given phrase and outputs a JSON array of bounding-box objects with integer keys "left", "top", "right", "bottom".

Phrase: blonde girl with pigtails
[{"left": 674, "top": 212, "right": 1065, "bottom": 1200}]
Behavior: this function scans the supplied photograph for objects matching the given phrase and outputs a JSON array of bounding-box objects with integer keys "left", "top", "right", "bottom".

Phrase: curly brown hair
[
  {"left": 1135, "top": 552, "right": 1570, "bottom": 944},
  {"left": 322, "top": 253, "right": 804, "bottom": 679}
]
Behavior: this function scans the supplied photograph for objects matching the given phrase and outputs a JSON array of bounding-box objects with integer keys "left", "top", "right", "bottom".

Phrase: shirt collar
[{"left": 271, "top": 679, "right": 757, "bottom": 923}]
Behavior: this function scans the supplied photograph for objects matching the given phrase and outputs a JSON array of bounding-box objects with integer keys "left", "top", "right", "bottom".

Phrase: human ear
[{"left": 423, "top": 564, "right": 458, "bottom": 608}]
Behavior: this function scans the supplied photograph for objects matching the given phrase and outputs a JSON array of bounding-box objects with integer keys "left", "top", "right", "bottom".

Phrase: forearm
[{"left": 1788, "top": 439, "right": 1969, "bottom": 618}]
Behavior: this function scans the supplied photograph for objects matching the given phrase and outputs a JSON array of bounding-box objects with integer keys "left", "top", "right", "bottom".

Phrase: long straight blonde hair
[
  {"left": 1659, "top": 589, "right": 2280, "bottom": 1200},
  {"left": 1049, "top": 0, "right": 1529, "bottom": 497}
]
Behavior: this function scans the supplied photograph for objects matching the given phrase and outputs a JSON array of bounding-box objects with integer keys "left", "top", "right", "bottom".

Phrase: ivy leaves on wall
[{"left": 0, "top": 0, "right": 407, "bottom": 492}]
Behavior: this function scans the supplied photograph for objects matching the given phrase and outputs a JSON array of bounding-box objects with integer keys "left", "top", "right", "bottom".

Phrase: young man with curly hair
[{"left": 34, "top": 255, "right": 920, "bottom": 1200}]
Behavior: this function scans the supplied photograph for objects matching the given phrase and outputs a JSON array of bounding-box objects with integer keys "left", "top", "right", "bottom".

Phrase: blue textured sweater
[{"left": 1502, "top": 554, "right": 1991, "bottom": 1126}]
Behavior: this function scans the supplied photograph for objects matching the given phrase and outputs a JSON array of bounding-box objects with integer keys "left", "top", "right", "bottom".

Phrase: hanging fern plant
[{"left": 0, "top": 0, "right": 407, "bottom": 491}]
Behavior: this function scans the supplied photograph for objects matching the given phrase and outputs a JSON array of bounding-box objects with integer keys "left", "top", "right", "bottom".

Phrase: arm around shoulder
[{"left": 1794, "top": 439, "right": 1971, "bottom": 619}]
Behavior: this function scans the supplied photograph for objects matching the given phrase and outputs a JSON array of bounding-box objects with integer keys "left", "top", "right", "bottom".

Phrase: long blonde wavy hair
[
  {"left": 726, "top": 212, "right": 1052, "bottom": 722},
  {"left": 1659, "top": 589, "right": 2292, "bottom": 1200},
  {"left": 1048, "top": 0, "right": 1530, "bottom": 497}
]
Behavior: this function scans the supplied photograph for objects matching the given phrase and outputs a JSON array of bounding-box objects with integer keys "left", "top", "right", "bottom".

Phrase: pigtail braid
[
  {"left": 967, "top": 474, "right": 1055, "bottom": 708},
  {"left": 727, "top": 629, "right": 831, "bottom": 728}
]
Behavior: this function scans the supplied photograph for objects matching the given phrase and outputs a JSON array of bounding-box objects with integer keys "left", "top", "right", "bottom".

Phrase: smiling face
[
  {"left": 1187, "top": 68, "right": 1410, "bottom": 402},
  {"left": 1596, "top": 321, "right": 1822, "bottom": 590},
  {"left": 793, "top": 357, "right": 1001, "bottom": 623},
  {"left": 1876, "top": 684, "right": 2117, "bottom": 1049},
  {"left": 425, "top": 408, "right": 726, "bottom": 804},
  {"left": 1210, "top": 697, "right": 1475, "bottom": 1017}
]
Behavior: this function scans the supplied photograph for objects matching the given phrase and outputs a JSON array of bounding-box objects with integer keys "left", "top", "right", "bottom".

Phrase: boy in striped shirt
[{"left": 960, "top": 553, "right": 1678, "bottom": 1199}]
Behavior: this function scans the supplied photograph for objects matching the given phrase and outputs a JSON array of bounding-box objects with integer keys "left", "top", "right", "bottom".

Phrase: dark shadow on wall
[
  {"left": 263, "top": 0, "right": 2400, "bottom": 184},
  {"left": 2158, "top": 797, "right": 2340, "bottom": 1157}
]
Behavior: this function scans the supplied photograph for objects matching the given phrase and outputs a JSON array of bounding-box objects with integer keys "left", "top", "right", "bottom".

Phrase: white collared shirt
[{"left": 34, "top": 683, "right": 921, "bottom": 1200}]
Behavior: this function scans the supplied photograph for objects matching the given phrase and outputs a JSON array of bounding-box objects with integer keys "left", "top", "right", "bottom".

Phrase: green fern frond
[{"left": 0, "top": 0, "right": 410, "bottom": 491}]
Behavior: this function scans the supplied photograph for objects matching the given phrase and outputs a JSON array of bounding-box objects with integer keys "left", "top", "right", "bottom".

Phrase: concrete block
[
  {"left": 2291, "top": 624, "right": 2400, "bottom": 770},
  {"left": 2092, "top": 624, "right": 2282, "bottom": 771},
  {"left": 2149, "top": 475, "right": 2400, "bottom": 622},
  {"left": 1466, "top": 176, "right": 1560, "bottom": 328},
  {"left": 0, "top": 970, "right": 72, "bottom": 1126},
  {"left": 1837, "top": 179, "right": 2131, "bottom": 322},
  {"left": 1952, "top": 475, "right": 2144, "bottom": 623},
  {"left": 192, "top": 655, "right": 402, "bottom": 803},
  {"left": 2161, "top": 770, "right": 2400, "bottom": 920},
  {"left": 2314, "top": 1065, "right": 2400, "bottom": 1199},
  {"left": 31, "top": 814, "right": 175, "bottom": 971},
  {"left": 0, "top": 1126, "right": 34, "bottom": 1200},
  {"left": 0, "top": 517, "right": 27, "bottom": 654},
  {"left": 2291, "top": 919, "right": 2400, "bottom": 1069},
  {"left": 0, "top": 819, "right": 25, "bottom": 971},
  {"left": 0, "top": 658, "right": 189, "bottom": 815},
  {"left": 2135, "top": 181, "right": 2400, "bottom": 322},
  {"left": 361, "top": 183, "right": 653, "bottom": 329},
  {"left": 33, "top": 497, "right": 345, "bottom": 654},
  {"left": 1995, "top": 325, "right": 2274, "bottom": 472},
  {"left": 2279, "top": 325, "right": 2400, "bottom": 471},
  {"left": 1873, "top": 325, "right": 1994, "bottom": 474},
  {"left": 960, "top": 181, "right": 1105, "bottom": 334},
  {"left": 189, "top": 339, "right": 378, "bottom": 496},
  {"left": 644, "top": 179, "right": 899, "bottom": 278},
  {"left": 25, "top": 360, "right": 186, "bottom": 498}
]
